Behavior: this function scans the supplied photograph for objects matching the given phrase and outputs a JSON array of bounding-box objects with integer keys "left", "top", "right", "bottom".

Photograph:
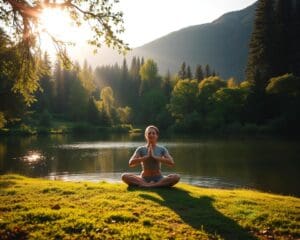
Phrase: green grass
[{"left": 0, "top": 175, "right": 299, "bottom": 239}]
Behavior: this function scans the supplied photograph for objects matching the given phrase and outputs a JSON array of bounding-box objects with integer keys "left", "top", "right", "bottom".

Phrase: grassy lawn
[{"left": 0, "top": 175, "right": 299, "bottom": 239}]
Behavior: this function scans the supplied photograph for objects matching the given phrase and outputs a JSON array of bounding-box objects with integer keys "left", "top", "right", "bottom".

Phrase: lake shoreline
[{"left": 1, "top": 174, "right": 299, "bottom": 239}]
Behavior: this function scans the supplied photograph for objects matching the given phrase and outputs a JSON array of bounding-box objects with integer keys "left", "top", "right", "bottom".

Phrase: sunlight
[
  {"left": 39, "top": 8, "right": 71, "bottom": 39},
  {"left": 38, "top": 8, "right": 86, "bottom": 55},
  {"left": 21, "top": 151, "right": 44, "bottom": 165}
]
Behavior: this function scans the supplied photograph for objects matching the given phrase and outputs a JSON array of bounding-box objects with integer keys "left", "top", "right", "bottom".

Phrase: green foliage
[
  {"left": 213, "top": 87, "right": 249, "bottom": 124},
  {"left": 38, "top": 110, "right": 52, "bottom": 127},
  {"left": 87, "top": 97, "right": 101, "bottom": 125},
  {"left": 178, "top": 62, "right": 187, "bottom": 80},
  {"left": 0, "top": 0, "right": 128, "bottom": 105},
  {"left": 246, "top": 0, "right": 299, "bottom": 92},
  {"left": 139, "top": 89, "right": 167, "bottom": 124},
  {"left": 199, "top": 76, "right": 227, "bottom": 95},
  {"left": 0, "top": 112, "right": 7, "bottom": 129},
  {"left": 195, "top": 64, "right": 204, "bottom": 82},
  {"left": 266, "top": 74, "right": 300, "bottom": 96},
  {"left": 246, "top": 0, "right": 276, "bottom": 85},
  {"left": 101, "top": 86, "right": 115, "bottom": 119},
  {"left": 169, "top": 79, "right": 198, "bottom": 119},
  {"left": 139, "top": 59, "right": 160, "bottom": 94},
  {"left": 117, "top": 106, "right": 131, "bottom": 124},
  {"left": 68, "top": 71, "right": 89, "bottom": 121}
]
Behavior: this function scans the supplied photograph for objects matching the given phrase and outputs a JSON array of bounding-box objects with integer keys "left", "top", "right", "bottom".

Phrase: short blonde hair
[{"left": 144, "top": 125, "right": 159, "bottom": 137}]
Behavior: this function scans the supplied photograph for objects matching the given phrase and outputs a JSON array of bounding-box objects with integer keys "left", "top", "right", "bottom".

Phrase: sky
[
  {"left": 118, "top": 0, "right": 257, "bottom": 48},
  {"left": 38, "top": 0, "right": 257, "bottom": 64}
]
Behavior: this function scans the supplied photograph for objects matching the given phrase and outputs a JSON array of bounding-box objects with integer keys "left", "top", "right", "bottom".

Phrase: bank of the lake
[
  {"left": 0, "top": 175, "right": 299, "bottom": 239},
  {"left": 0, "top": 121, "right": 139, "bottom": 136}
]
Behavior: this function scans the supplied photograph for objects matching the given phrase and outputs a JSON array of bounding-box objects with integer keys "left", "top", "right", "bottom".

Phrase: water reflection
[
  {"left": 21, "top": 151, "right": 45, "bottom": 165},
  {"left": 0, "top": 135, "right": 299, "bottom": 196}
]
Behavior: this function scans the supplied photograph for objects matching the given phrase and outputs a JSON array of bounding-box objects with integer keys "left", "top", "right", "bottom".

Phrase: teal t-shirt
[{"left": 134, "top": 145, "right": 169, "bottom": 171}]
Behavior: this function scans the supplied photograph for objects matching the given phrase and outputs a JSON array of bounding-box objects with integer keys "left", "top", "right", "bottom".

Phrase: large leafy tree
[
  {"left": 139, "top": 59, "right": 160, "bottom": 95},
  {"left": 0, "top": 0, "right": 129, "bottom": 103},
  {"left": 168, "top": 79, "right": 198, "bottom": 120}
]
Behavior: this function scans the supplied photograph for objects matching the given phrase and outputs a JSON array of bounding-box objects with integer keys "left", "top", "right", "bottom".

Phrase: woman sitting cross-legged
[{"left": 122, "top": 125, "right": 180, "bottom": 187}]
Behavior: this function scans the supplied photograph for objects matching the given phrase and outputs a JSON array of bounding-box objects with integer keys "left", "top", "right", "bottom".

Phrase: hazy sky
[{"left": 119, "top": 0, "right": 257, "bottom": 47}]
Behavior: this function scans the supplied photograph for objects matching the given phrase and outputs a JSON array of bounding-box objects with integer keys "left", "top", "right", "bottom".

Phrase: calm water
[{"left": 0, "top": 134, "right": 299, "bottom": 196}]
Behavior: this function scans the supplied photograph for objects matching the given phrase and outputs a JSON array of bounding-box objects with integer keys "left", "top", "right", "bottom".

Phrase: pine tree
[
  {"left": 53, "top": 59, "right": 64, "bottom": 114},
  {"left": 195, "top": 65, "right": 204, "bottom": 82},
  {"left": 290, "top": 0, "right": 300, "bottom": 76},
  {"left": 178, "top": 62, "right": 187, "bottom": 79},
  {"left": 120, "top": 58, "right": 129, "bottom": 105},
  {"left": 246, "top": 0, "right": 276, "bottom": 89},
  {"left": 162, "top": 70, "right": 172, "bottom": 100},
  {"left": 274, "top": 0, "right": 292, "bottom": 75},
  {"left": 33, "top": 52, "right": 54, "bottom": 113},
  {"left": 141, "top": 57, "right": 145, "bottom": 67},
  {"left": 186, "top": 65, "right": 192, "bottom": 79},
  {"left": 205, "top": 64, "right": 211, "bottom": 78},
  {"left": 87, "top": 97, "right": 100, "bottom": 125}
]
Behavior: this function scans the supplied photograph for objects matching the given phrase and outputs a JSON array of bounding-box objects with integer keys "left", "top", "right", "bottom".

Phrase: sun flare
[
  {"left": 39, "top": 8, "right": 72, "bottom": 39},
  {"left": 38, "top": 8, "right": 86, "bottom": 55}
]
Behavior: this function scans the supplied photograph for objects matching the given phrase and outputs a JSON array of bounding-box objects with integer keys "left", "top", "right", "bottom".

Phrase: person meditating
[{"left": 122, "top": 125, "right": 180, "bottom": 187}]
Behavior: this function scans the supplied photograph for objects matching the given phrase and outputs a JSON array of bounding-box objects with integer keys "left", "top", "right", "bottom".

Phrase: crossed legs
[{"left": 121, "top": 173, "right": 180, "bottom": 187}]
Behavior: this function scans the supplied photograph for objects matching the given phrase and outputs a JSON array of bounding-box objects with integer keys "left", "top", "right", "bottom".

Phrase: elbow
[
  {"left": 168, "top": 161, "right": 175, "bottom": 167},
  {"left": 129, "top": 161, "right": 135, "bottom": 167}
]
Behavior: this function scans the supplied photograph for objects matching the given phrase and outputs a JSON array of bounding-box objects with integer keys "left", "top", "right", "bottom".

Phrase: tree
[
  {"left": 139, "top": 89, "right": 167, "bottom": 124},
  {"left": 1, "top": 0, "right": 128, "bottom": 103},
  {"left": 205, "top": 64, "right": 211, "bottom": 78},
  {"left": 0, "top": 30, "right": 27, "bottom": 121},
  {"left": 118, "top": 58, "right": 129, "bottom": 105},
  {"left": 117, "top": 106, "right": 131, "bottom": 124},
  {"left": 213, "top": 87, "right": 249, "bottom": 124},
  {"left": 79, "top": 60, "right": 95, "bottom": 94},
  {"left": 32, "top": 52, "right": 54, "bottom": 113},
  {"left": 162, "top": 70, "right": 172, "bottom": 100},
  {"left": 101, "top": 86, "right": 115, "bottom": 119},
  {"left": 227, "top": 78, "right": 237, "bottom": 88},
  {"left": 195, "top": 65, "right": 204, "bottom": 82},
  {"left": 0, "top": 112, "right": 6, "bottom": 129},
  {"left": 169, "top": 79, "right": 198, "bottom": 120},
  {"left": 68, "top": 69, "right": 88, "bottom": 121},
  {"left": 266, "top": 74, "right": 300, "bottom": 96},
  {"left": 186, "top": 65, "right": 192, "bottom": 79},
  {"left": 199, "top": 76, "right": 227, "bottom": 96},
  {"left": 139, "top": 59, "right": 159, "bottom": 95},
  {"left": 275, "top": 0, "right": 300, "bottom": 77},
  {"left": 197, "top": 76, "right": 227, "bottom": 118},
  {"left": 87, "top": 97, "right": 100, "bottom": 125},
  {"left": 178, "top": 62, "right": 187, "bottom": 80},
  {"left": 246, "top": 0, "right": 276, "bottom": 89}
]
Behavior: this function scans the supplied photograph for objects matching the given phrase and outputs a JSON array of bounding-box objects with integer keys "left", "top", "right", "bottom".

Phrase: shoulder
[
  {"left": 135, "top": 146, "right": 147, "bottom": 153},
  {"left": 156, "top": 145, "right": 169, "bottom": 153}
]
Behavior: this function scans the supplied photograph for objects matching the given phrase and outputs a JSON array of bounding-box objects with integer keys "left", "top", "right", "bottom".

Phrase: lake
[{"left": 0, "top": 134, "right": 299, "bottom": 197}]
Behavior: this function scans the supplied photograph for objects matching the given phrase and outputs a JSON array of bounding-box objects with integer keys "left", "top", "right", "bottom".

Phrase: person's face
[{"left": 145, "top": 128, "right": 158, "bottom": 144}]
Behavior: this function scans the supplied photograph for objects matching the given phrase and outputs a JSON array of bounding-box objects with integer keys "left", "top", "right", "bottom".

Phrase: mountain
[
  {"left": 75, "top": 2, "right": 257, "bottom": 81},
  {"left": 130, "top": 2, "right": 257, "bottom": 81}
]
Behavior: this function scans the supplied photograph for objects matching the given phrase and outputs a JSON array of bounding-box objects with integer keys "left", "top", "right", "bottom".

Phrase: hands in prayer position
[{"left": 122, "top": 125, "right": 179, "bottom": 187}]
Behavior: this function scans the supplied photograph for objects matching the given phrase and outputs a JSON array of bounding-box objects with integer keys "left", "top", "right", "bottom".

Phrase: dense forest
[{"left": 0, "top": 0, "right": 300, "bottom": 135}]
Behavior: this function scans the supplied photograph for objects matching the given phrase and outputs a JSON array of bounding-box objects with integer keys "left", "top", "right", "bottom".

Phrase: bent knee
[
  {"left": 121, "top": 173, "right": 132, "bottom": 181},
  {"left": 168, "top": 174, "right": 180, "bottom": 181}
]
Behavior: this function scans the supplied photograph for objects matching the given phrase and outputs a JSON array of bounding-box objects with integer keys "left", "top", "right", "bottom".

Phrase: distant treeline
[{"left": 0, "top": 0, "right": 300, "bottom": 135}]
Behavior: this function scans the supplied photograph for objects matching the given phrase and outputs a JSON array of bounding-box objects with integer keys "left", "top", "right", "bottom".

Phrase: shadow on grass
[{"left": 129, "top": 186, "right": 257, "bottom": 240}]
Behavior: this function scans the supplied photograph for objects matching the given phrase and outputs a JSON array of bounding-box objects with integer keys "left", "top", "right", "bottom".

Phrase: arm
[{"left": 129, "top": 148, "right": 149, "bottom": 167}]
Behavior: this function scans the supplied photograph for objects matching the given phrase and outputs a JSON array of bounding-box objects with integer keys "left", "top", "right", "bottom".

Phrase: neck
[{"left": 147, "top": 142, "right": 156, "bottom": 147}]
